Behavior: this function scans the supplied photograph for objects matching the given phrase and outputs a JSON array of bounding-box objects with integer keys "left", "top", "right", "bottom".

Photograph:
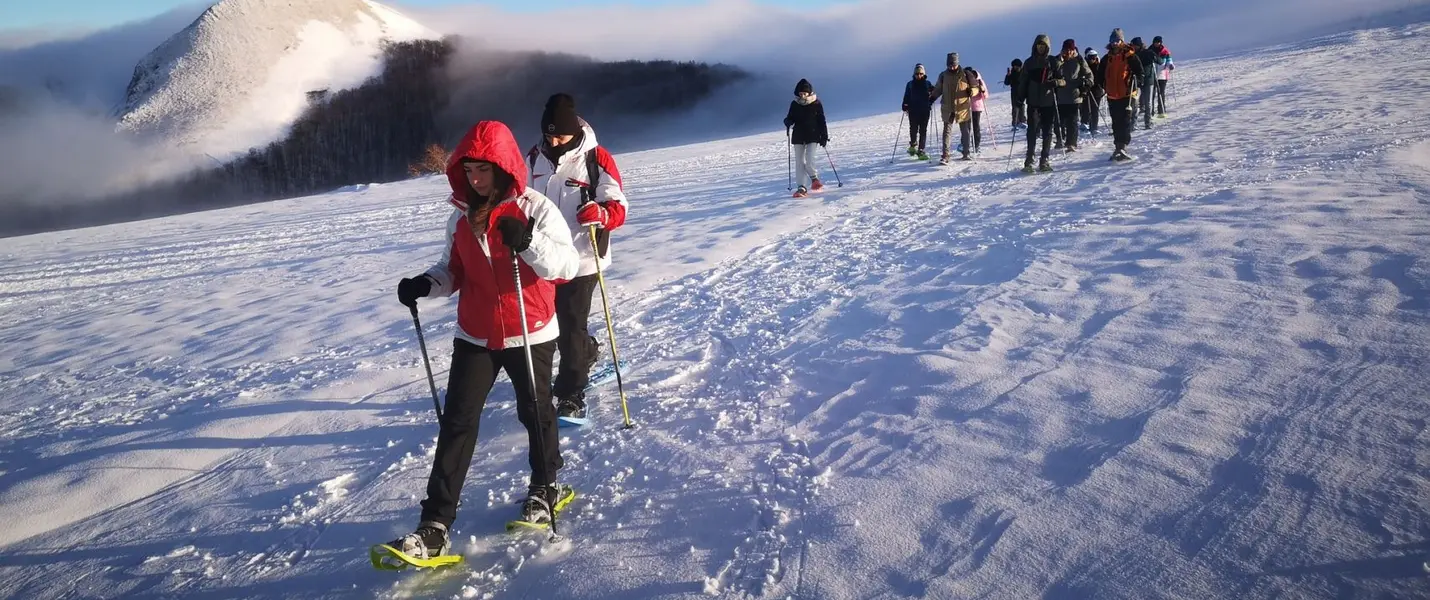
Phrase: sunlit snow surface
[{"left": 2, "top": 23, "right": 1428, "bottom": 600}]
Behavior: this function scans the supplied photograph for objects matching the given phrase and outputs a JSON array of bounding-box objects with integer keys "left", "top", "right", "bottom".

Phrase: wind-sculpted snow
[{"left": 0, "top": 22, "right": 1428, "bottom": 600}]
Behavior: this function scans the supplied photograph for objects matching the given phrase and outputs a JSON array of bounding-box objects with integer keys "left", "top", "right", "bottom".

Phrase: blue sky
[{"left": 0, "top": 0, "right": 840, "bottom": 32}]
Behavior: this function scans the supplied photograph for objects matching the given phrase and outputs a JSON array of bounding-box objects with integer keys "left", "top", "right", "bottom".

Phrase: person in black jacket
[
  {"left": 783, "top": 78, "right": 829, "bottom": 197},
  {"left": 1003, "top": 58, "right": 1026, "bottom": 129},
  {"left": 1082, "top": 48, "right": 1105, "bottom": 137},
  {"left": 1017, "top": 34, "right": 1061, "bottom": 172},
  {"left": 902, "top": 64, "right": 935, "bottom": 160}
]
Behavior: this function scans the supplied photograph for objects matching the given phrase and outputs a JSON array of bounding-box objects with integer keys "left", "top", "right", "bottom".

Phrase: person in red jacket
[
  {"left": 526, "top": 93, "right": 629, "bottom": 423},
  {"left": 388, "top": 120, "right": 581, "bottom": 561}
]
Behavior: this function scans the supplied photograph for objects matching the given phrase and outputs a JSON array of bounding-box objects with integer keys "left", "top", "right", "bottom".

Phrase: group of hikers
[
  {"left": 781, "top": 27, "right": 1175, "bottom": 190},
  {"left": 1003, "top": 29, "right": 1175, "bottom": 171},
  {"left": 376, "top": 29, "right": 1178, "bottom": 566}
]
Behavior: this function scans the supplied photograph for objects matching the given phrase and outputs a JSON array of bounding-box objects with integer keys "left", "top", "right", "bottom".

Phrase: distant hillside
[{"left": 1, "top": 37, "right": 751, "bottom": 236}]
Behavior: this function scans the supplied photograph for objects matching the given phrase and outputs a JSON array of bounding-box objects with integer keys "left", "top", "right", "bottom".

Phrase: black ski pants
[
  {"left": 1011, "top": 97, "right": 1026, "bottom": 127},
  {"left": 1156, "top": 80, "right": 1168, "bottom": 115},
  {"left": 971, "top": 111, "right": 983, "bottom": 150},
  {"left": 1108, "top": 97, "right": 1133, "bottom": 150},
  {"left": 421, "top": 338, "right": 561, "bottom": 527},
  {"left": 1025, "top": 105, "right": 1057, "bottom": 161},
  {"left": 553, "top": 274, "right": 599, "bottom": 401},
  {"left": 908, "top": 110, "right": 930, "bottom": 151},
  {"left": 1058, "top": 103, "right": 1079, "bottom": 149},
  {"left": 1138, "top": 81, "right": 1154, "bottom": 127}
]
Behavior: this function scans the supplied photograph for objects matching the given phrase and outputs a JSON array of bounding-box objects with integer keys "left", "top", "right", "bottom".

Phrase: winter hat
[
  {"left": 1109, "top": 28, "right": 1125, "bottom": 44},
  {"left": 1153, "top": 35, "right": 1163, "bottom": 44},
  {"left": 914, "top": 63, "right": 926, "bottom": 75},
  {"left": 1011, "top": 58, "right": 1023, "bottom": 67},
  {"left": 541, "top": 93, "right": 581, "bottom": 137},
  {"left": 946, "top": 52, "right": 959, "bottom": 67},
  {"left": 1131, "top": 36, "right": 1144, "bottom": 47},
  {"left": 1085, "top": 48, "right": 1099, "bottom": 59},
  {"left": 1062, "top": 38, "right": 1078, "bottom": 53},
  {"left": 794, "top": 78, "right": 813, "bottom": 95}
]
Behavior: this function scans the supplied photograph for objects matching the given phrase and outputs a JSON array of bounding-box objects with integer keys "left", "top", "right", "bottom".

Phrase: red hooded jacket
[{"left": 424, "top": 121, "right": 580, "bottom": 349}]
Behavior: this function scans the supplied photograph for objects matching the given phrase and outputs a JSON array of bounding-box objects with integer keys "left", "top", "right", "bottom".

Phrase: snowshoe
[
  {"left": 810, "top": 178, "right": 824, "bottom": 191},
  {"left": 370, "top": 522, "right": 460, "bottom": 570},
  {"left": 916, "top": 150, "right": 929, "bottom": 161},
  {"left": 907, "top": 145, "right": 918, "bottom": 156},
  {"left": 792, "top": 186, "right": 809, "bottom": 198},
  {"left": 959, "top": 153, "right": 973, "bottom": 161},
  {"left": 507, "top": 484, "right": 577, "bottom": 532},
  {"left": 1039, "top": 159, "right": 1054, "bottom": 172},
  {"left": 1021, "top": 160, "right": 1035, "bottom": 174}
]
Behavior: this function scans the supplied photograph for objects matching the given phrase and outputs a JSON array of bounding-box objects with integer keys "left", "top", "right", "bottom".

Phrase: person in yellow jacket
[{"left": 929, "top": 52, "right": 981, "bottom": 164}]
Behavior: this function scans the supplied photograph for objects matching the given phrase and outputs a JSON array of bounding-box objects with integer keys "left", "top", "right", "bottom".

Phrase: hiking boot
[
  {"left": 810, "top": 178, "right": 824, "bottom": 191},
  {"left": 792, "top": 186, "right": 808, "bottom": 198},
  {"left": 557, "top": 392, "right": 587, "bottom": 421},
  {"left": 916, "top": 150, "right": 929, "bottom": 160},
  {"left": 1021, "top": 158, "right": 1035, "bottom": 173},
  {"left": 385, "top": 521, "right": 449, "bottom": 560},
  {"left": 907, "top": 145, "right": 917, "bottom": 156},
  {"left": 518, "top": 484, "right": 571, "bottom": 525},
  {"left": 1039, "top": 159, "right": 1054, "bottom": 172}
]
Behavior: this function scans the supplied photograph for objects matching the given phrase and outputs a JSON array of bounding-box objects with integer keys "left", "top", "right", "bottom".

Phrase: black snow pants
[
  {"left": 909, "top": 110, "right": 930, "bottom": 151},
  {"left": 1025, "top": 105, "right": 1057, "bottom": 162},
  {"left": 1058, "top": 103, "right": 1079, "bottom": 149},
  {"left": 553, "top": 273, "right": 600, "bottom": 401},
  {"left": 421, "top": 338, "right": 561, "bottom": 527},
  {"left": 1108, "top": 97, "right": 1133, "bottom": 150}
]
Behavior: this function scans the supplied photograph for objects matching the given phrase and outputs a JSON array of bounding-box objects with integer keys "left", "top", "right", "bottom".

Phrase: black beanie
[
  {"left": 541, "top": 93, "right": 581, "bottom": 136},
  {"left": 794, "top": 78, "right": 813, "bottom": 95}
]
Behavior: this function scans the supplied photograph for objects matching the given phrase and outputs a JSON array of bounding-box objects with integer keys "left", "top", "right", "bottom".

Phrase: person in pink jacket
[{"left": 967, "top": 68, "right": 990, "bottom": 153}]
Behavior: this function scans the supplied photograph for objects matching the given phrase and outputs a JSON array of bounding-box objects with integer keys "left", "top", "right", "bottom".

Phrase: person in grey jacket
[
  {"left": 1016, "top": 33, "right": 1061, "bottom": 172},
  {"left": 1053, "top": 38, "right": 1092, "bottom": 152}
]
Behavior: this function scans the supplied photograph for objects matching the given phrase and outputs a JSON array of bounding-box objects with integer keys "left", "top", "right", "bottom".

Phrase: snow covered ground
[{"left": 2, "top": 21, "right": 1429, "bottom": 599}]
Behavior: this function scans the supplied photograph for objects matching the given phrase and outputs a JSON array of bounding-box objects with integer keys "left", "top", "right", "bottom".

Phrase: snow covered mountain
[
  {"left": 117, "top": 0, "right": 437, "bottom": 160},
  {"left": 1, "top": 18, "right": 1429, "bottom": 600}
]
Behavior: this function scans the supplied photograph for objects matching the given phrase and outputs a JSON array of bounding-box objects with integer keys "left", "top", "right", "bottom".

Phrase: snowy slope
[
  {"left": 117, "top": 0, "right": 436, "bottom": 160},
  {"left": 2, "top": 21, "right": 1430, "bottom": 600}
]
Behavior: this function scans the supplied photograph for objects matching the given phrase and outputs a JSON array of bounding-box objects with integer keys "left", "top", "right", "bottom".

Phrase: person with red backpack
[
  {"left": 385, "top": 120, "right": 581, "bottom": 562},
  {"left": 1097, "top": 28, "right": 1143, "bottom": 161},
  {"left": 525, "top": 93, "right": 630, "bottom": 425}
]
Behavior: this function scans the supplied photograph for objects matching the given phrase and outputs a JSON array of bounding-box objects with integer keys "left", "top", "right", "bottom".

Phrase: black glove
[
  {"left": 902, "top": 104, "right": 908, "bottom": 112},
  {"left": 495, "top": 215, "right": 533, "bottom": 253},
  {"left": 397, "top": 275, "right": 432, "bottom": 308}
]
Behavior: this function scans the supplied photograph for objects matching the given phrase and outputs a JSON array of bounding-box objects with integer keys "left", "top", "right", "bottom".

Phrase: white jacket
[{"left": 527, "top": 122, "right": 629, "bottom": 278}]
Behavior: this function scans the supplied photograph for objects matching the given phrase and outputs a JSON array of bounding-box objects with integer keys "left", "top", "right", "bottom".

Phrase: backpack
[{"left": 528, "top": 146, "right": 610, "bottom": 258}]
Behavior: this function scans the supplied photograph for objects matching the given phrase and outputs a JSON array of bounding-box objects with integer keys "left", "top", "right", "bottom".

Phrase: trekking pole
[
  {"left": 1005, "top": 112, "right": 1018, "bottom": 169},
  {"left": 822, "top": 146, "right": 843, "bottom": 187},
  {"left": 409, "top": 305, "right": 442, "bottom": 419},
  {"left": 511, "top": 255, "right": 560, "bottom": 542},
  {"left": 587, "top": 223, "right": 633, "bottom": 429},
  {"left": 786, "top": 127, "right": 793, "bottom": 190},
  {"left": 889, "top": 112, "right": 905, "bottom": 163}
]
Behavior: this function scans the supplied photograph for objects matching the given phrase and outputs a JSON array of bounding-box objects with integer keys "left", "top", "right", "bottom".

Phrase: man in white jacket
[{"left": 526, "top": 93, "right": 629, "bottom": 422}]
